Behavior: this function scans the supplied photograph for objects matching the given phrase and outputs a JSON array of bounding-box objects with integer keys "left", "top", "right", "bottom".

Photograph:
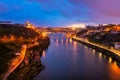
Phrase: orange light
[
  {"left": 42, "top": 32, "right": 47, "bottom": 38},
  {"left": 42, "top": 50, "right": 46, "bottom": 58}
]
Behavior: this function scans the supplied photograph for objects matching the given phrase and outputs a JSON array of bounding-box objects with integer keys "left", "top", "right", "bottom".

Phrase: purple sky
[{"left": 0, "top": 0, "right": 120, "bottom": 27}]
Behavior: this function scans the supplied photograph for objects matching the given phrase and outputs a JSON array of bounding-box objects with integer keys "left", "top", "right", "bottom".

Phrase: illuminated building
[
  {"left": 69, "top": 23, "right": 86, "bottom": 30},
  {"left": 42, "top": 32, "right": 47, "bottom": 38},
  {"left": 25, "top": 21, "right": 35, "bottom": 29},
  {"left": 113, "top": 26, "right": 120, "bottom": 31}
]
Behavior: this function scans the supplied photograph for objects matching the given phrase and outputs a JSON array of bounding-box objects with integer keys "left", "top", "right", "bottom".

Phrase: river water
[{"left": 35, "top": 33, "right": 120, "bottom": 80}]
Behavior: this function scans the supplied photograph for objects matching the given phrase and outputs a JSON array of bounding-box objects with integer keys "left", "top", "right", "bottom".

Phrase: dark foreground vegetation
[
  {"left": 7, "top": 38, "right": 50, "bottom": 80},
  {"left": 0, "top": 24, "right": 39, "bottom": 38},
  {"left": 0, "top": 24, "right": 50, "bottom": 79}
]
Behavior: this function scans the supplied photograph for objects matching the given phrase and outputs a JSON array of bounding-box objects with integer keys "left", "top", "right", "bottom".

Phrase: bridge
[
  {"left": 37, "top": 27, "right": 81, "bottom": 37},
  {"left": 25, "top": 22, "right": 82, "bottom": 36},
  {"left": 25, "top": 21, "right": 82, "bottom": 35},
  {"left": 38, "top": 27, "right": 80, "bottom": 33}
]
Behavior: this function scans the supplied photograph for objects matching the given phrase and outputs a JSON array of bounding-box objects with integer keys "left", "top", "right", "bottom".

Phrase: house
[
  {"left": 113, "top": 26, "right": 120, "bottom": 31},
  {"left": 15, "top": 53, "right": 21, "bottom": 56},
  {"left": 115, "top": 42, "right": 120, "bottom": 49},
  {"left": 24, "top": 57, "right": 29, "bottom": 65},
  {"left": 33, "top": 51, "right": 40, "bottom": 61}
]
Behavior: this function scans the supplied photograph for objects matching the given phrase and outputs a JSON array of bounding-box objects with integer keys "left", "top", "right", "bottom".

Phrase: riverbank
[
  {"left": 7, "top": 37, "right": 50, "bottom": 80},
  {"left": 72, "top": 37, "right": 120, "bottom": 66},
  {"left": 0, "top": 22, "right": 51, "bottom": 80},
  {"left": 0, "top": 23, "right": 41, "bottom": 77}
]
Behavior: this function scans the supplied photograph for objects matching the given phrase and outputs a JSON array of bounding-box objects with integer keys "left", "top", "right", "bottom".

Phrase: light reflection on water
[
  {"left": 109, "top": 61, "right": 120, "bottom": 80},
  {"left": 35, "top": 33, "right": 120, "bottom": 80},
  {"left": 42, "top": 50, "right": 46, "bottom": 59},
  {"left": 99, "top": 52, "right": 102, "bottom": 59}
]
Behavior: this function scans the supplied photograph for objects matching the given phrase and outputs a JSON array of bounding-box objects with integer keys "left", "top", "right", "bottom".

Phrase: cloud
[
  {"left": 1, "top": 0, "right": 120, "bottom": 26},
  {"left": 69, "top": 0, "right": 120, "bottom": 17},
  {"left": 27, "top": 0, "right": 88, "bottom": 19}
]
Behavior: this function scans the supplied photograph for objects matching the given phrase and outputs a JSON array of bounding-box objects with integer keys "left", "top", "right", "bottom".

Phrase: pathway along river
[{"left": 35, "top": 33, "right": 120, "bottom": 80}]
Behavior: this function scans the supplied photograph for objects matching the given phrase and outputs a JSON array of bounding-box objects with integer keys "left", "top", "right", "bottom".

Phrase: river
[{"left": 34, "top": 33, "right": 120, "bottom": 80}]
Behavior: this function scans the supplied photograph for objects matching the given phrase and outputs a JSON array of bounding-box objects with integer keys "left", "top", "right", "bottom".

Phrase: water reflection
[
  {"left": 51, "top": 39, "right": 53, "bottom": 43},
  {"left": 66, "top": 38, "right": 68, "bottom": 43},
  {"left": 98, "top": 52, "right": 102, "bottom": 59},
  {"left": 109, "top": 57, "right": 112, "bottom": 63},
  {"left": 72, "top": 41, "right": 77, "bottom": 64},
  {"left": 65, "top": 39, "right": 69, "bottom": 46},
  {"left": 35, "top": 33, "right": 120, "bottom": 80},
  {"left": 61, "top": 38, "right": 63, "bottom": 44},
  {"left": 56, "top": 39, "right": 59, "bottom": 47},
  {"left": 73, "top": 41, "right": 77, "bottom": 51},
  {"left": 109, "top": 61, "right": 120, "bottom": 80},
  {"left": 70, "top": 38, "right": 72, "bottom": 43},
  {"left": 42, "top": 50, "right": 46, "bottom": 59},
  {"left": 92, "top": 49, "right": 95, "bottom": 54}
]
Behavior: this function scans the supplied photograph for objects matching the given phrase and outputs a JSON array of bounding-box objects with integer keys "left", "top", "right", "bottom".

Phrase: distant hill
[{"left": 0, "top": 24, "right": 40, "bottom": 39}]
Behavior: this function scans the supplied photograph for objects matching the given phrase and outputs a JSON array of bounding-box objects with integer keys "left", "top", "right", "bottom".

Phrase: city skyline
[{"left": 0, "top": 0, "right": 120, "bottom": 27}]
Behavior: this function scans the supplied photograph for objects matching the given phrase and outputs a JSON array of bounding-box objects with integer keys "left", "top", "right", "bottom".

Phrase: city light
[
  {"left": 69, "top": 23, "right": 86, "bottom": 30},
  {"left": 1, "top": 0, "right": 120, "bottom": 79},
  {"left": 42, "top": 32, "right": 47, "bottom": 38}
]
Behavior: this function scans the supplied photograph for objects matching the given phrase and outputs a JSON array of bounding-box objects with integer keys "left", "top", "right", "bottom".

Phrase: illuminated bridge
[{"left": 38, "top": 27, "right": 80, "bottom": 33}]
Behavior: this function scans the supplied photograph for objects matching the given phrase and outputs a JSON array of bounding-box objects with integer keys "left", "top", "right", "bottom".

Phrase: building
[
  {"left": 33, "top": 51, "right": 40, "bottom": 61},
  {"left": 115, "top": 42, "right": 120, "bottom": 49},
  {"left": 25, "top": 21, "right": 35, "bottom": 28},
  {"left": 24, "top": 57, "right": 29, "bottom": 66},
  {"left": 0, "top": 21, "right": 11, "bottom": 24},
  {"left": 113, "top": 26, "right": 120, "bottom": 31}
]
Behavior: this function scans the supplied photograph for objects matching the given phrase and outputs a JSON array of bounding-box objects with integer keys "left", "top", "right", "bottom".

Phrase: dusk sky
[{"left": 0, "top": 0, "right": 120, "bottom": 27}]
